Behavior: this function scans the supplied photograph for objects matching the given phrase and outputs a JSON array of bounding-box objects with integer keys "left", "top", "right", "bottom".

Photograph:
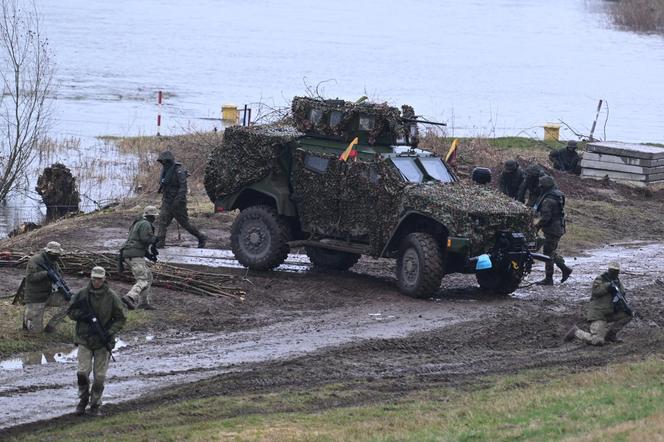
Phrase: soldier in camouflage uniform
[
  {"left": 68, "top": 266, "right": 126, "bottom": 416},
  {"left": 120, "top": 206, "right": 158, "bottom": 310},
  {"left": 517, "top": 164, "right": 546, "bottom": 207},
  {"left": 155, "top": 151, "right": 207, "bottom": 248},
  {"left": 549, "top": 140, "right": 581, "bottom": 174},
  {"left": 498, "top": 159, "right": 525, "bottom": 200},
  {"left": 565, "top": 262, "right": 633, "bottom": 345},
  {"left": 23, "top": 241, "right": 68, "bottom": 333},
  {"left": 534, "top": 175, "right": 572, "bottom": 285}
]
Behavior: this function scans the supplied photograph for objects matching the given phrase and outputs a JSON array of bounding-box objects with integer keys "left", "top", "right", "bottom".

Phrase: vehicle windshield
[
  {"left": 419, "top": 157, "right": 454, "bottom": 183},
  {"left": 391, "top": 157, "right": 423, "bottom": 183}
]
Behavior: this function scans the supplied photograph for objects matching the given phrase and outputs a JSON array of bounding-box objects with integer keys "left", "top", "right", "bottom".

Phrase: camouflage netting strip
[
  {"left": 204, "top": 125, "right": 302, "bottom": 202},
  {"left": 291, "top": 96, "right": 405, "bottom": 145}
]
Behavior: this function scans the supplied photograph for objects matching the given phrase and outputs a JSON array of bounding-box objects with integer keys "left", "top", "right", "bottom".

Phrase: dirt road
[{"left": 1, "top": 241, "right": 663, "bottom": 430}]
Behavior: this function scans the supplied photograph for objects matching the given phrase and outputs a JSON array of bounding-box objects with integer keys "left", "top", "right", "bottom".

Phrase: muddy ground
[{"left": 1, "top": 177, "right": 664, "bottom": 435}]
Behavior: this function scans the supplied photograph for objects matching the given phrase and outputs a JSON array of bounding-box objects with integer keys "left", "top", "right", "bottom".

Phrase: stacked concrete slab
[{"left": 580, "top": 141, "right": 664, "bottom": 186}]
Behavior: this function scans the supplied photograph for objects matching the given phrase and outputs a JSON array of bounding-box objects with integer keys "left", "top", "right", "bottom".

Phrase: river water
[{"left": 1, "top": 0, "right": 663, "bottom": 237}]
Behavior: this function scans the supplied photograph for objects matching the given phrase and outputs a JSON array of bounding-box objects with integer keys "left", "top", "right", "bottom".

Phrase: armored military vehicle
[{"left": 204, "top": 97, "right": 542, "bottom": 297}]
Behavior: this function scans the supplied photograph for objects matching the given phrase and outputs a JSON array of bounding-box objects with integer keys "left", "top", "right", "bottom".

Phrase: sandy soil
[{"left": 1, "top": 176, "right": 664, "bottom": 434}]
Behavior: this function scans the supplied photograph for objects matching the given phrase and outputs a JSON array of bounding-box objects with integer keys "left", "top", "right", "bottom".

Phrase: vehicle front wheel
[
  {"left": 305, "top": 246, "right": 360, "bottom": 271},
  {"left": 396, "top": 232, "right": 445, "bottom": 298},
  {"left": 230, "top": 205, "right": 291, "bottom": 270},
  {"left": 476, "top": 260, "right": 524, "bottom": 295}
]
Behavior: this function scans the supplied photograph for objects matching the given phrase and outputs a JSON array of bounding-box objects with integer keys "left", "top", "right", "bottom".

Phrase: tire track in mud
[{"left": 1, "top": 242, "right": 664, "bottom": 429}]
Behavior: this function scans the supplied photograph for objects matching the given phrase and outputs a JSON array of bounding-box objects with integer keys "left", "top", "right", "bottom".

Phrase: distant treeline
[{"left": 607, "top": 0, "right": 664, "bottom": 34}]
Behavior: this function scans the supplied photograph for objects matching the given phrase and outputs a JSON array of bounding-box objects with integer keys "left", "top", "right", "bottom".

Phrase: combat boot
[
  {"left": 121, "top": 295, "right": 137, "bottom": 310},
  {"left": 560, "top": 266, "right": 573, "bottom": 283},
  {"left": 75, "top": 400, "right": 87, "bottom": 416},
  {"left": 88, "top": 405, "right": 102, "bottom": 417},
  {"left": 197, "top": 233, "right": 208, "bottom": 249},
  {"left": 535, "top": 276, "right": 554, "bottom": 286},
  {"left": 563, "top": 325, "right": 578, "bottom": 342}
]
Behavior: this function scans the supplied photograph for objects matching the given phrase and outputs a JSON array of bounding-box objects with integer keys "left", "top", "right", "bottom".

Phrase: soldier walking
[
  {"left": 565, "top": 262, "right": 633, "bottom": 345},
  {"left": 517, "top": 164, "right": 546, "bottom": 207},
  {"left": 498, "top": 159, "right": 525, "bottom": 200},
  {"left": 120, "top": 206, "right": 158, "bottom": 310},
  {"left": 155, "top": 151, "right": 207, "bottom": 248},
  {"left": 68, "top": 266, "right": 126, "bottom": 416},
  {"left": 23, "top": 241, "right": 68, "bottom": 333},
  {"left": 534, "top": 175, "right": 572, "bottom": 285}
]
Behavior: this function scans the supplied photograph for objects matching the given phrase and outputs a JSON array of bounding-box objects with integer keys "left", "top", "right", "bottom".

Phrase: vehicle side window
[
  {"left": 308, "top": 108, "right": 323, "bottom": 125},
  {"left": 304, "top": 154, "right": 330, "bottom": 174},
  {"left": 329, "top": 111, "right": 343, "bottom": 128},
  {"left": 359, "top": 115, "right": 375, "bottom": 131}
]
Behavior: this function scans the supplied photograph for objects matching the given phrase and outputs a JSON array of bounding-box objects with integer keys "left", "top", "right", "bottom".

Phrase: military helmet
[
  {"left": 91, "top": 266, "right": 106, "bottom": 278},
  {"left": 143, "top": 205, "right": 159, "bottom": 217},
  {"left": 525, "top": 164, "right": 541, "bottom": 177},
  {"left": 44, "top": 241, "right": 64, "bottom": 255},
  {"left": 538, "top": 175, "right": 555, "bottom": 190},
  {"left": 567, "top": 140, "right": 578, "bottom": 150},
  {"left": 157, "top": 151, "right": 175, "bottom": 163},
  {"left": 504, "top": 160, "right": 518, "bottom": 172},
  {"left": 608, "top": 261, "right": 621, "bottom": 271}
]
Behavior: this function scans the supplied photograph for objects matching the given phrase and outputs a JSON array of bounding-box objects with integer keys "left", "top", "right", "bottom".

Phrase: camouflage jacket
[
  {"left": 160, "top": 162, "right": 188, "bottom": 205},
  {"left": 68, "top": 281, "right": 126, "bottom": 350},
  {"left": 498, "top": 168, "right": 525, "bottom": 199},
  {"left": 24, "top": 251, "right": 62, "bottom": 304},
  {"left": 517, "top": 172, "right": 542, "bottom": 206},
  {"left": 121, "top": 216, "right": 156, "bottom": 259},
  {"left": 549, "top": 149, "right": 580, "bottom": 172},
  {"left": 586, "top": 272, "right": 625, "bottom": 322},
  {"left": 534, "top": 189, "right": 565, "bottom": 237}
]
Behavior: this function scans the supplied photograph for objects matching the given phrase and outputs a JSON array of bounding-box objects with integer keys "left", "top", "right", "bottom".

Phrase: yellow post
[
  {"left": 221, "top": 104, "right": 239, "bottom": 123},
  {"left": 543, "top": 123, "right": 561, "bottom": 141}
]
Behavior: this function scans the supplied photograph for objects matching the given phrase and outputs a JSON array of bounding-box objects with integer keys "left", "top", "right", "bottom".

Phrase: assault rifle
[
  {"left": 145, "top": 238, "right": 159, "bottom": 262},
  {"left": 39, "top": 261, "right": 73, "bottom": 302},
  {"left": 81, "top": 295, "right": 117, "bottom": 362},
  {"left": 609, "top": 282, "right": 633, "bottom": 317}
]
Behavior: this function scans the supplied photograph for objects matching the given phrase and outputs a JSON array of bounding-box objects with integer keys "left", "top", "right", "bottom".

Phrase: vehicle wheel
[
  {"left": 476, "top": 261, "right": 524, "bottom": 295},
  {"left": 305, "top": 246, "right": 360, "bottom": 271},
  {"left": 396, "top": 232, "right": 444, "bottom": 298},
  {"left": 230, "top": 205, "right": 291, "bottom": 270}
]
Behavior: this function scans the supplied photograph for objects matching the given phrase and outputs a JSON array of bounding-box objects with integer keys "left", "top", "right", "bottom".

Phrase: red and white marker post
[{"left": 156, "top": 90, "right": 163, "bottom": 136}]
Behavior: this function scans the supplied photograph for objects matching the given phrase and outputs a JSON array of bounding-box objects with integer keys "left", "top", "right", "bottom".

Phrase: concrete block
[
  {"left": 582, "top": 152, "right": 664, "bottom": 168},
  {"left": 580, "top": 159, "right": 664, "bottom": 175},
  {"left": 587, "top": 141, "right": 664, "bottom": 160},
  {"left": 581, "top": 168, "right": 664, "bottom": 182}
]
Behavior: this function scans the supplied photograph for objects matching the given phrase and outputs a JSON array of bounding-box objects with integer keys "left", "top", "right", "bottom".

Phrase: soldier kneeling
[{"left": 564, "top": 261, "right": 633, "bottom": 345}]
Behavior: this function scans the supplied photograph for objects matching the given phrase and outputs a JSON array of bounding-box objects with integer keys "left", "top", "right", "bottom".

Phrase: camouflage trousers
[
  {"left": 124, "top": 257, "right": 153, "bottom": 306},
  {"left": 542, "top": 234, "right": 568, "bottom": 277},
  {"left": 156, "top": 199, "right": 204, "bottom": 246},
  {"left": 575, "top": 314, "right": 632, "bottom": 346},
  {"left": 23, "top": 291, "right": 68, "bottom": 333},
  {"left": 77, "top": 345, "right": 111, "bottom": 407}
]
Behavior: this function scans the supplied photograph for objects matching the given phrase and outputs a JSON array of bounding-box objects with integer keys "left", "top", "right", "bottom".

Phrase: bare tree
[{"left": 0, "top": 0, "right": 53, "bottom": 201}]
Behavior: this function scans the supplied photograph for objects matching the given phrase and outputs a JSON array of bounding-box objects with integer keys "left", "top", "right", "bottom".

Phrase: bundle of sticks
[{"left": 0, "top": 250, "right": 245, "bottom": 301}]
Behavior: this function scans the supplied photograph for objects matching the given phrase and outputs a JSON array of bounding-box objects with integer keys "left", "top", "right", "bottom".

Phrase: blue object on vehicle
[{"left": 476, "top": 254, "right": 492, "bottom": 270}]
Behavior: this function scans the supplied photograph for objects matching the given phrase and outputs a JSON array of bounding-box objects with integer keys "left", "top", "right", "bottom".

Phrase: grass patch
[{"left": 13, "top": 356, "right": 664, "bottom": 441}]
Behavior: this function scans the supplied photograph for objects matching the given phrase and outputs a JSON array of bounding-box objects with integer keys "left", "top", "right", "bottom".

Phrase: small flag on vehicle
[
  {"left": 445, "top": 138, "right": 459, "bottom": 169},
  {"left": 340, "top": 137, "right": 359, "bottom": 161}
]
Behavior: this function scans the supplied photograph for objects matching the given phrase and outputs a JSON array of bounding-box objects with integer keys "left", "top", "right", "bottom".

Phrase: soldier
[
  {"left": 119, "top": 206, "right": 159, "bottom": 310},
  {"left": 498, "top": 160, "right": 525, "bottom": 200},
  {"left": 565, "top": 262, "right": 633, "bottom": 345},
  {"left": 549, "top": 140, "right": 581, "bottom": 174},
  {"left": 155, "top": 151, "right": 207, "bottom": 248},
  {"left": 23, "top": 241, "right": 68, "bottom": 333},
  {"left": 533, "top": 175, "right": 572, "bottom": 285},
  {"left": 68, "top": 266, "right": 126, "bottom": 416},
  {"left": 517, "top": 164, "right": 546, "bottom": 207}
]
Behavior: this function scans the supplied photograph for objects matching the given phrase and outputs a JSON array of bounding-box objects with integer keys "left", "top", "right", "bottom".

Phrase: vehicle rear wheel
[
  {"left": 476, "top": 261, "right": 524, "bottom": 295},
  {"left": 396, "top": 232, "right": 444, "bottom": 298},
  {"left": 230, "top": 205, "right": 291, "bottom": 270},
  {"left": 305, "top": 246, "right": 360, "bottom": 271}
]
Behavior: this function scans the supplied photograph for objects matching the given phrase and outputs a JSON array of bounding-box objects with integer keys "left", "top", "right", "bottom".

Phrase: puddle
[{"left": 155, "top": 247, "right": 311, "bottom": 273}]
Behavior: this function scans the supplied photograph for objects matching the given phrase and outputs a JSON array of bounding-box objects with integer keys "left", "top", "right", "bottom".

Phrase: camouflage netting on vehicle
[
  {"left": 204, "top": 125, "right": 302, "bottom": 202},
  {"left": 290, "top": 149, "right": 405, "bottom": 253},
  {"left": 291, "top": 96, "right": 405, "bottom": 145},
  {"left": 399, "top": 183, "right": 535, "bottom": 255}
]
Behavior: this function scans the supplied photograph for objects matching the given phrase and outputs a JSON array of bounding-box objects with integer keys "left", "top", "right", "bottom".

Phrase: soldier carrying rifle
[
  {"left": 564, "top": 261, "right": 634, "bottom": 345},
  {"left": 68, "top": 266, "right": 126, "bottom": 417},
  {"left": 22, "top": 241, "right": 71, "bottom": 333}
]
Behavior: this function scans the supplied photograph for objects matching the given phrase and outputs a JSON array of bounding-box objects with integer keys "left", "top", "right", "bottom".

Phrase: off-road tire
[
  {"left": 396, "top": 232, "right": 445, "bottom": 298},
  {"left": 231, "top": 205, "right": 291, "bottom": 271},
  {"left": 476, "top": 263, "right": 524, "bottom": 295},
  {"left": 305, "top": 247, "right": 360, "bottom": 271}
]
